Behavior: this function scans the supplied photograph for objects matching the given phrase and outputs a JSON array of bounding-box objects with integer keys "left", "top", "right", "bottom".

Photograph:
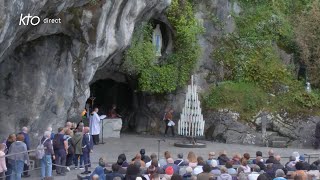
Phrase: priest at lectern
[{"left": 89, "top": 107, "right": 106, "bottom": 145}]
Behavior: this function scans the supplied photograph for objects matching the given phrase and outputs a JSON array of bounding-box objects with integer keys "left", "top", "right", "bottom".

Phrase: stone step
[
  {"left": 266, "top": 131, "right": 279, "bottom": 137},
  {"left": 268, "top": 136, "right": 290, "bottom": 142},
  {"left": 272, "top": 140, "right": 287, "bottom": 148}
]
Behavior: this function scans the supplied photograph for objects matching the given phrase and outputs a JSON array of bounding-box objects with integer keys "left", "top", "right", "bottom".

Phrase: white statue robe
[{"left": 90, "top": 112, "right": 100, "bottom": 135}]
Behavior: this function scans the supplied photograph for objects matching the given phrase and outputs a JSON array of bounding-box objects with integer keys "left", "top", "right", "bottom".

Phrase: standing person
[
  {"left": 81, "top": 127, "right": 93, "bottom": 175},
  {"left": 40, "top": 131, "right": 54, "bottom": 179},
  {"left": 47, "top": 127, "right": 55, "bottom": 140},
  {"left": 64, "top": 129, "right": 75, "bottom": 172},
  {"left": 73, "top": 126, "right": 84, "bottom": 169},
  {"left": 7, "top": 134, "right": 30, "bottom": 180},
  {"left": 65, "top": 122, "right": 72, "bottom": 130},
  {"left": 164, "top": 109, "right": 175, "bottom": 137},
  {"left": 19, "top": 127, "right": 30, "bottom": 178},
  {"left": 53, "top": 127, "right": 68, "bottom": 176},
  {"left": 0, "top": 144, "right": 7, "bottom": 180},
  {"left": 90, "top": 108, "right": 101, "bottom": 145},
  {"left": 5, "top": 134, "right": 16, "bottom": 180}
]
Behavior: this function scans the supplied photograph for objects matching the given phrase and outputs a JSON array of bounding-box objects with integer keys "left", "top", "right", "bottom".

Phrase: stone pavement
[{"left": 25, "top": 134, "right": 320, "bottom": 180}]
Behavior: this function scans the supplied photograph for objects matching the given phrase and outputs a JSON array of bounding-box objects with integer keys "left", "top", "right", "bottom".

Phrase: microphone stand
[
  {"left": 157, "top": 139, "right": 165, "bottom": 161},
  {"left": 100, "top": 119, "right": 105, "bottom": 144}
]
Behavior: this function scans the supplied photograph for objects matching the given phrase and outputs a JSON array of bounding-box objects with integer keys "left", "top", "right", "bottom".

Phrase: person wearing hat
[
  {"left": 298, "top": 155, "right": 310, "bottom": 170},
  {"left": 163, "top": 158, "right": 180, "bottom": 174},
  {"left": 140, "top": 149, "right": 151, "bottom": 164},
  {"left": 163, "top": 166, "right": 174, "bottom": 180}
]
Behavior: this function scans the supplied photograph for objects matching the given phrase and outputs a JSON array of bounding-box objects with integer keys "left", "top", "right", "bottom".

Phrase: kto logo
[{"left": 19, "top": 13, "right": 40, "bottom": 26}]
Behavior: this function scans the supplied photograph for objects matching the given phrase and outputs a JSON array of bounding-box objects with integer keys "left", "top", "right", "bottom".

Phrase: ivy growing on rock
[
  {"left": 123, "top": 0, "right": 203, "bottom": 93},
  {"left": 206, "top": 0, "right": 320, "bottom": 119}
]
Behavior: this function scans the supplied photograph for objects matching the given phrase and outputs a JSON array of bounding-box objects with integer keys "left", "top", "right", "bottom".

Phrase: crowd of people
[
  {"left": 87, "top": 149, "right": 320, "bottom": 180},
  {"left": 1, "top": 122, "right": 320, "bottom": 180},
  {"left": 0, "top": 121, "right": 95, "bottom": 180}
]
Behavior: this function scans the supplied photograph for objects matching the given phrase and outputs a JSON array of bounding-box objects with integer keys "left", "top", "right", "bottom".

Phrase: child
[{"left": 0, "top": 143, "right": 7, "bottom": 180}]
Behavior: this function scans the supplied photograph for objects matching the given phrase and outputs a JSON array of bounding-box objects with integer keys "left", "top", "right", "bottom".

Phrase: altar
[{"left": 100, "top": 118, "right": 122, "bottom": 138}]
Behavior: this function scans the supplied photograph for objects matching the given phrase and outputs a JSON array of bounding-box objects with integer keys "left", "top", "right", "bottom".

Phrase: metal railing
[{"left": 1, "top": 147, "right": 91, "bottom": 179}]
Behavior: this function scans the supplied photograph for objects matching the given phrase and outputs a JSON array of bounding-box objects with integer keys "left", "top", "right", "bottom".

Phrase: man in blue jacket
[
  {"left": 19, "top": 127, "right": 31, "bottom": 177},
  {"left": 81, "top": 127, "right": 93, "bottom": 174}
]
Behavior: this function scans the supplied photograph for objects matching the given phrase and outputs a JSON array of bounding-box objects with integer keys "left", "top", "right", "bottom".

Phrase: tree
[{"left": 295, "top": 2, "right": 320, "bottom": 87}]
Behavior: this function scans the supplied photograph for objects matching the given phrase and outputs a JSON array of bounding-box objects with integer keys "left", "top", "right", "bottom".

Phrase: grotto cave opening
[{"left": 87, "top": 78, "right": 134, "bottom": 123}]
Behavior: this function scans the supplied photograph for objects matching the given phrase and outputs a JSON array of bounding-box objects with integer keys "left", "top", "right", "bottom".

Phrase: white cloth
[
  {"left": 193, "top": 165, "right": 203, "bottom": 175},
  {"left": 90, "top": 112, "right": 101, "bottom": 135},
  {"left": 167, "top": 120, "right": 175, "bottom": 126},
  {"left": 248, "top": 172, "right": 260, "bottom": 180}
]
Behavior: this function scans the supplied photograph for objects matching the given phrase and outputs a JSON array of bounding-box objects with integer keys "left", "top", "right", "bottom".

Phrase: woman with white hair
[{"left": 40, "top": 131, "right": 55, "bottom": 179}]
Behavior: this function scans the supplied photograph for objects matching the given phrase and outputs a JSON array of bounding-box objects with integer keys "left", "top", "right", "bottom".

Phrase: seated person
[
  {"left": 175, "top": 153, "right": 187, "bottom": 166},
  {"left": 231, "top": 153, "right": 241, "bottom": 165},
  {"left": 274, "top": 169, "right": 287, "bottom": 180},
  {"left": 206, "top": 152, "right": 218, "bottom": 166},
  {"left": 226, "top": 161, "right": 237, "bottom": 174},
  {"left": 291, "top": 162, "right": 308, "bottom": 180},
  {"left": 218, "top": 151, "right": 230, "bottom": 165},
  {"left": 89, "top": 158, "right": 106, "bottom": 180},
  {"left": 163, "top": 158, "right": 180, "bottom": 174},
  {"left": 252, "top": 151, "right": 264, "bottom": 164},
  {"left": 210, "top": 160, "right": 221, "bottom": 175},
  {"left": 131, "top": 154, "right": 146, "bottom": 167},
  {"left": 118, "top": 154, "right": 129, "bottom": 167},
  {"left": 106, "top": 164, "right": 125, "bottom": 180},
  {"left": 285, "top": 156, "right": 297, "bottom": 171},
  {"left": 217, "top": 167, "right": 232, "bottom": 180}
]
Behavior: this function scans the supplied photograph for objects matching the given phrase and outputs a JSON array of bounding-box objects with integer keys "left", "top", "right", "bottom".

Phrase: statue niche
[{"left": 153, "top": 24, "right": 162, "bottom": 57}]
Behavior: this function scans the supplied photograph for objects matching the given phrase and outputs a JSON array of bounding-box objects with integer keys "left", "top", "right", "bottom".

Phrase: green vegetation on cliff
[
  {"left": 205, "top": 0, "right": 320, "bottom": 119},
  {"left": 123, "top": 0, "right": 203, "bottom": 93}
]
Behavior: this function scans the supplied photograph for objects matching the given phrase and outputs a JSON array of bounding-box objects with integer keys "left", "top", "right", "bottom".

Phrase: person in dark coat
[
  {"left": 116, "top": 159, "right": 127, "bottom": 174},
  {"left": 125, "top": 164, "right": 141, "bottom": 180},
  {"left": 118, "top": 154, "right": 129, "bottom": 167},
  {"left": 299, "top": 155, "right": 310, "bottom": 170},
  {"left": 5, "top": 134, "right": 16, "bottom": 180},
  {"left": 256, "top": 156, "right": 266, "bottom": 171},
  {"left": 53, "top": 127, "right": 68, "bottom": 176},
  {"left": 105, "top": 164, "right": 124, "bottom": 180},
  {"left": 218, "top": 151, "right": 230, "bottom": 165},
  {"left": 314, "top": 122, "right": 320, "bottom": 149},
  {"left": 81, "top": 127, "right": 93, "bottom": 175},
  {"left": 140, "top": 149, "right": 151, "bottom": 164},
  {"left": 266, "top": 149, "right": 276, "bottom": 164}
]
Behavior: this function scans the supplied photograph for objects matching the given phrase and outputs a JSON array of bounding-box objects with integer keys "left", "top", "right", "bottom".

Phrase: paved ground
[{"left": 25, "top": 134, "right": 320, "bottom": 180}]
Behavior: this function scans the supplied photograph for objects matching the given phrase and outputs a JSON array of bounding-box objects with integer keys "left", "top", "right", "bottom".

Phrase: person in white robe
[{"left": 90, "top": 108, "right": 100, "bottom": 145}]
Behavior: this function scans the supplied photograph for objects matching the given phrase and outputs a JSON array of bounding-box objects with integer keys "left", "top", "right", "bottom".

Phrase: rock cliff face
[
  {"left": 0, "top": 0, "right": 170, "bottom": 142},
  {"left": 0, "top": 0, "right": 318, "bottom": 148}
]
